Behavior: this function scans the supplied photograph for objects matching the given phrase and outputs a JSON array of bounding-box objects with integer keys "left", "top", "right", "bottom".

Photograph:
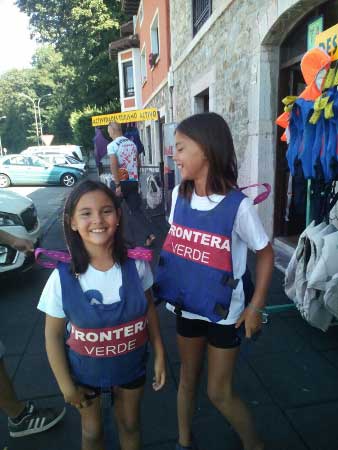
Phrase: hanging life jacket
[
  {"left": 153, "top": 189, "right": 246, "bottom": 322},
  {"left": 325, "top": 89, "right": 338, "bottom": 182},
  {"left": 58, "top": 259, "right": 149, "bottom": 388}
]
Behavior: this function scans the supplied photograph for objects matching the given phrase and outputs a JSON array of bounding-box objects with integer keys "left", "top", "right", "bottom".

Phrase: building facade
[
  {"left": 169, "top": 0, "right": 337, "bottom": 248},
  {"left": 111, "top": 0, "right": 338, "bottom": 250},
  {"left": 110, "top": 0, "right": 171, "bottom": 167}
]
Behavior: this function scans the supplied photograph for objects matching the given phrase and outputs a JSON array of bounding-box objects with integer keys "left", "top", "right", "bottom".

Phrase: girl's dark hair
[
  {"left": 176, "top": 112, "right": 238, "bottom": 199},
  {"left": 63, "top": 179, "right": 127, "bottom": 274}
]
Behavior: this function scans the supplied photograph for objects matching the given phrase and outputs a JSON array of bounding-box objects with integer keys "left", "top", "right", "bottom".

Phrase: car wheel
[
  {"left": 61, "top": 173, "right": 76, "bottom": 187},
  {"left": 0, "top": 174, "right": 10, "bottom": 188}
]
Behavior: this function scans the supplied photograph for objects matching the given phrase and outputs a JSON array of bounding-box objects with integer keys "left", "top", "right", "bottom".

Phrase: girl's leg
[
  {"left": 114, "top": 385, "right": 144, "bottom": 450},
  {"left": 207, "top": 345, "right": 263, "bottom": 450},
  {"left": 0, "top": 359, "right": 25, "bottom": 417},
  {"left": 177, "top": 334, "right": 206, "bottom": 447},
  {"left": 79, "top": 397, "right": 105, "bottom": 450}
]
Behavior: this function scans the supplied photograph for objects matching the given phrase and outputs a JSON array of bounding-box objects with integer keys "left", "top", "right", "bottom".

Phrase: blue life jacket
[
  {"left": 154, "top": 190, "right": 245, "bottom": 322},
  {"left": 58, "top": 259, "right": 148, "bottom": 388},
  {"left": 325, "top": 91, "right": 338, "bottom": 181},
  {"left": 287, "top": 99, "right": 313, "bottom": 176},
  {"left": 298, "top": 99, "right": 316, "bottom": 179}
]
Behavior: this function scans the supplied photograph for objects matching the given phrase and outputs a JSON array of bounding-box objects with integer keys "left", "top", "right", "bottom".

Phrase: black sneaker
[{"left": 8, "top": 401, "right": 66, "bottom": 438}]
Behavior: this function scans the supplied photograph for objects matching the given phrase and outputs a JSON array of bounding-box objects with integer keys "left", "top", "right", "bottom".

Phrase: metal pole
[
  {"left": 33, "top": 101, "right": 40, "bottom": 145},
  {"left": 20, "top": 94, "right": 40, "bottom": 145},
  {"left": 37, "top": 98, "right": 43, "bottom": 137}
]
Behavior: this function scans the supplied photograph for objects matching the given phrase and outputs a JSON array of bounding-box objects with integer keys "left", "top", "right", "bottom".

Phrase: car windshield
[{"left": 66, "top": 156, "right": 81, "bottom": 164}]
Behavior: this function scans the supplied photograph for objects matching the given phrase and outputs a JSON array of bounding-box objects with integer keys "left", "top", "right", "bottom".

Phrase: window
[
  {"left": 29, "top": 157, "right": 44, "bottom": 167},
  {"left": 141, "top": 47, "right": 147, "bottom": 83},
  {"left": 193, "top": 0, "right": 212, "bottom": 36},
  {"left": 10, "top": 156, "right": 25, "bottom": 165},
  {"left": 122, "top": 61, "right": 135, "bottom": 97},
  {"left": 194, "top": 88, "right": 209, "bottom": 113},
  {"left": 150, "top": 13, "right": 159, "bottom": 59}
]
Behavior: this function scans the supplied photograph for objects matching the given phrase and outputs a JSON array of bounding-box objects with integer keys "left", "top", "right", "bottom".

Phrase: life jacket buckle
[
  {"left": 221, "top": 274, "right": 239, "bottom": 289},
  {"left": 214, "top": 303, "right": 229, "bottom": 319},
  {"left": 173, "top": 302, "right": 183, "bottom": 316}
]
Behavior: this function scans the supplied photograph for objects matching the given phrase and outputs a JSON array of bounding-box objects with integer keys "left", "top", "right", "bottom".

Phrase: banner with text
[{"left": 92, "top": 108, "right": 158, "bottom": 126}]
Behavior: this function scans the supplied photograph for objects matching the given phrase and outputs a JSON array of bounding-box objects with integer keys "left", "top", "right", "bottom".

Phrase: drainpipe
[{"left": 168, "top": 67, "right": 174, "bottom": 122}]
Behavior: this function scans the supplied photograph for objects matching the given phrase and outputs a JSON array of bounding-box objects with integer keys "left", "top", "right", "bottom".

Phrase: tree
[
  {"left": 0, "top": 46, "right": 77, "bottom": 151},
  {"left": 69, "top": 101, "right": 119, "bottom": 155},
  {"left": 16, "top": 0, "right": 125, "bottom": 108}
]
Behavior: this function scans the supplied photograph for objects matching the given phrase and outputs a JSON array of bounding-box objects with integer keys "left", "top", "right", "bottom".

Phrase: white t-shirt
[
  {"left": 38, "top": 260, "right": 153, "bottom": 319},
  {"left": 166, "top": 185, "right": 269, "bottom": 325},
  {"left": 107, "top": 136, "right": 138, "bottom": 181}
]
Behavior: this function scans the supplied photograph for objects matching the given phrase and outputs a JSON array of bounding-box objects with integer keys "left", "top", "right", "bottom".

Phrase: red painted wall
[{"left": 135, "top": 0, "right": 170, "bottom": 106}]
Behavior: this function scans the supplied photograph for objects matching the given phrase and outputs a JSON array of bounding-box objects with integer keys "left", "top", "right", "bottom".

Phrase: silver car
[{"left": 0, "top": 190, "right": 41, "bottom": 273}]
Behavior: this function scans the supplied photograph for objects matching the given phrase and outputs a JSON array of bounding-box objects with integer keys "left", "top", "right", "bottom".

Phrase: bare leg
[
  {"left": 114, "top": 385, "right": 144, "bottom": 450},
  {"left": 207, "top": 345, "right": 264, "bottom": 450},
  {"left": 0, "top": 359, "right": 25, "bottom": 418},
  {"left": 177, "top": 335, "right": 206, "bottom": 447},
  {"left": 79, "top": 397, "right": 105, "bottom": 450}
]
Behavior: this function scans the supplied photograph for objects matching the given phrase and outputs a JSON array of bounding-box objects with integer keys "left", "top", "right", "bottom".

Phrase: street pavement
[{"left": 1, "top": 178, "right": 338, "bottom": 450}]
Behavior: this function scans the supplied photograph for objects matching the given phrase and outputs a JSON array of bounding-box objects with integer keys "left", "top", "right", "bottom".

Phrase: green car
[{"left": 0, "top": 154, "right": 85, "bottom": 188}]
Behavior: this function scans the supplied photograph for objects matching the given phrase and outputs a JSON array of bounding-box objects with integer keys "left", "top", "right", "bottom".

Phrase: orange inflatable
[{"left": 276, "top": 47, "right": 332, "bottom": 141}]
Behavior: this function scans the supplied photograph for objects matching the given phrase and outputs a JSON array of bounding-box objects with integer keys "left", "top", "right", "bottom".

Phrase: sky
[{"left": 0, "top": 0, "right": 38, "bottom": 74}]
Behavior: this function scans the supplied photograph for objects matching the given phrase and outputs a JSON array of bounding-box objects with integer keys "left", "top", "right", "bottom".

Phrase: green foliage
[
  {"left": 1, "top": 0, "right": 125, "bottom": 153},
  {"left": 16, "top": 0, "right": 125, "bottom": 107},
  {"left": 69, "top": 101, "right": 119, "bottom": 158}
]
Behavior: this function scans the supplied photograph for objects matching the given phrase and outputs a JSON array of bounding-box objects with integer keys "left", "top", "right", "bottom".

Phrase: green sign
[{"left": 307, "top": 16, "right": 324, "bottom": 50}]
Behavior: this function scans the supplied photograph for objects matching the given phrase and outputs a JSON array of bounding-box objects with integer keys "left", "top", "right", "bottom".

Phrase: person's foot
[
  {"left": 144, "top": 234, "right": 156, "bottom": 247},
  {"left": 8, "top": 401, "right": 66, "bottom": 438}
]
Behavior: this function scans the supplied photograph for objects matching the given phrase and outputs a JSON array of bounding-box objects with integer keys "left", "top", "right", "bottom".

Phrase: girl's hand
[
  {"left": 152, "top": 354, "right": 166, "bottom": 391},
  {"left": 63, "top": 384, "right": 96, "bottom": 409},
  {"left": 235, "top": 306, "right": 262, "bottom": 339}
]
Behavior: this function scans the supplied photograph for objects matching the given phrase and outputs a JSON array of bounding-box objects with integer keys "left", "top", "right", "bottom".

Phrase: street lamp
[
  {"left": 37, "top": 93, "right": 52, "bottom": 138},
  {"left": 19, "top": 93, "right": 40, "bottom": 145},
  {"left": 0, "top": 115, "right": 6, "bottom": 157}
]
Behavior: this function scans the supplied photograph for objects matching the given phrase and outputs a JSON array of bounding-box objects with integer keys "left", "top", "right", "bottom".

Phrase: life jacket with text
[
  {"left": 153, "top": 190, "right": 246, "bottom": 322},
  {"left": 58, "top": 258, "right": 148, "bottom": 388}
]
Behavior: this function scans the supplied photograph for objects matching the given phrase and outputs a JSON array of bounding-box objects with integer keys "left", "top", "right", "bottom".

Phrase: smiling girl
[
  {"left": 155, "top": 112, "right": 274, "bottom": 450},
  {"left": 38, "top": 180, "right": 165, "bottom": 450}
]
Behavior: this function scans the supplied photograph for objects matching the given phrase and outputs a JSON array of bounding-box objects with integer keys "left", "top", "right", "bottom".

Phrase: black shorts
[
  {"left": 176, "top": 316, "right": 241, "bottom": 349},
  {"left": 80, "top": 374, "right": 146, "bottom": 400}
]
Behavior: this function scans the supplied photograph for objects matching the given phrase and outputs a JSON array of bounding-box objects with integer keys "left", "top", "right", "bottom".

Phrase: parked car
[
  {"left": 21, "top": 144, "right": 83, "bottom": 161},
  {"left": 0, "top": 190, "right": 41, "bottom": 273},
  {"left": 32, "top": 153, "right": 87, "bottom": 172},
  {"left": 0, "top": 155, "right": 85, "bottom": 188}
]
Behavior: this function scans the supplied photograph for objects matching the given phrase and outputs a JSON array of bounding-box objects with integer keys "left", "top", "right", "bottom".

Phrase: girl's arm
[
  {"left": 235, "top": 242, "right": 274, "bottom": 338},
  {"left": 45, "top": 315, "right": 94, "bottom": 408},
  {"left": 144, "top": 289, "right": 166, "bottom": 390}
]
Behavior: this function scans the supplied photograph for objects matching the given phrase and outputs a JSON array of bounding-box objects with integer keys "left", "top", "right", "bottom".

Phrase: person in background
[
  {"left": 107, "top": 122, "right": 156, "bottom": 248},
  {"left": 0, "top": 230, "right": 65, "bottom": 438}
]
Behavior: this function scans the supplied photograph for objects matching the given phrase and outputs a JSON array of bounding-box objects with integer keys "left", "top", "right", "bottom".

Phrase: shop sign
[
  {"left": 315, "top": 23, "right": 338, "bottom": 61},
  {"left": 307, "top": 16, "right": 323, "bottom": 50},
  {"left": 92, "top": 108, "right": 158, "bottom": 126}
]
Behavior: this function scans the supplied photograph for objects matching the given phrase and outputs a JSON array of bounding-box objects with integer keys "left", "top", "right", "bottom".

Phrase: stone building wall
[{"left": 169, "top": 0, "right": 328, "bottom": 237}]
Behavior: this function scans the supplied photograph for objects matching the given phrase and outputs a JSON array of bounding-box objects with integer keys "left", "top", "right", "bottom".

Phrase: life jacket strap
[
  {"left": 213, "top": 303, "right": 229, "bottom": 320},
  {"left": 173, "top": 303, "right": 183, "bottom": 317},
  {"left": 221, "top": 273, "right": 239, "bottom": 289}
]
